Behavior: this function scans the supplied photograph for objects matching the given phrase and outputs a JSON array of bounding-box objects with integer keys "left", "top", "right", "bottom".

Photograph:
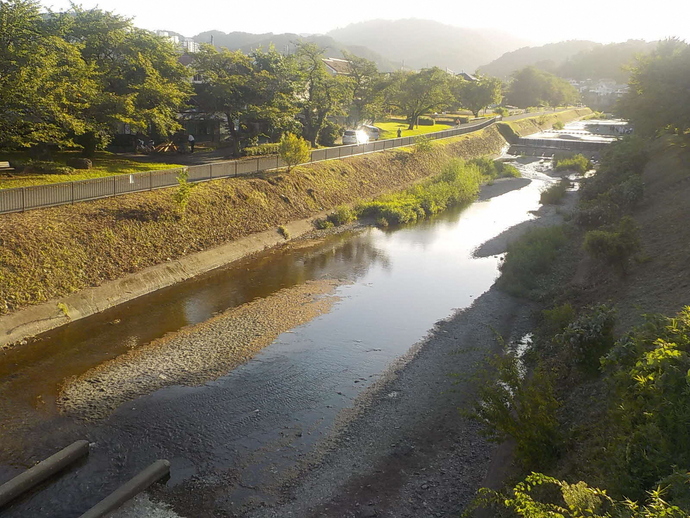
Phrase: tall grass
[{"left": 357, "top": 158, "right": 484, "bottom": 225}]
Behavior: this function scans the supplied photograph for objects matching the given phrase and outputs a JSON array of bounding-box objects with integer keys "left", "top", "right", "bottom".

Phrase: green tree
[
  {"left": 0, "top": 0, "right": 95, "bottom": 150},
  {"left": 389, "top": 67, "right": 453, "bottom": 130},
  {"left": 618, "top": 39, "right": 690, "bottom": 139},
  {"left": 341, "top": 51, "right": 385, "bottom": 126},
  {"left": 295, "top": 43, "right": 353, "bottom": 146},
  {"left": 52, "top": 6, "right": 192, "bottom": 157},
  {"left": 452, "top": 75, "right": 503, "bottom": 117},
  {"left": 507, "top": 66, "right": 579, "bottom": 109},
  {"left": 278, "top": 133, "right": 310, "bottom": 172}
]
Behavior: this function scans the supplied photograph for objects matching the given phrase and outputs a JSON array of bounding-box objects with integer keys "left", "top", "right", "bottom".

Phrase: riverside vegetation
[{"left": 466, "top": 38, "right": 690, "bottom": 517}]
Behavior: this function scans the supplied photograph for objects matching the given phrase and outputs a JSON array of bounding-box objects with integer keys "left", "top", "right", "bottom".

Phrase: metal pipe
[
  {"left": 79, "top": 459, "right": 170, "bottom": 518},
  {"left": 0, "top": 440, "right": 90, "bottom": 508}
]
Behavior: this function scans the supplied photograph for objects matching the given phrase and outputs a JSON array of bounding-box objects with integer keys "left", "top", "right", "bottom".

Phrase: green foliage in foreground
[
  {"left": 497, "top": 226, "right": 569, "bottom": 297},
  {"left": 602, "top": 307, "right": 690, "bottom": 499},
  {"left": 467, "top": 472, "right": 687, "bottom": 517}
]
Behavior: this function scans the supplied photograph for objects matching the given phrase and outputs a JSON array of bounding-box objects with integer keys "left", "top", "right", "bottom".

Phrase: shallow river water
[{"left": 0, "top": 157, "right": 558, "bottom": 517}]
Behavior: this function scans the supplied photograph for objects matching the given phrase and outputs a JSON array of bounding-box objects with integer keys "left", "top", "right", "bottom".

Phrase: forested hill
[
  {"left": 478, "top": 40, "right": 598, "bottom": 78},
  {"left": 479, "top": 39, "right": 657, "bottom": 81},
  {"left": 192, "top": 30, "right": 400, "bottom": 72},
  {"left": 326, "top": 19, "right": 531, "bottom": 73}
]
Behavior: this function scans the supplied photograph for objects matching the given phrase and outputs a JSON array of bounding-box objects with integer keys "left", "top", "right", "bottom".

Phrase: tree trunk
[
  {"left": 226, "top": 114, "right": 241, "bottom": 157},
  {"left": 78, "top": 131, "right": 98, "bottom": 159}
]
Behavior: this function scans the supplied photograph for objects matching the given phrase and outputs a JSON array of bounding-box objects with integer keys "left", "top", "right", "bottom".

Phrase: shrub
[
  {"left": 278, "top": 133, "right": 311, "bottom": 172},
  {"left": 468, "top": 472, "right": 688, "bottom": 517},
  {"left": 553, "top": 120, "right": 565, "bottom": 130},
  {"left": 602, "top": 307, "right": 690, "bottom": 500},
  {"left": 172, "top": 169, "right": 192, "bottom": 215},
  {"left": 493, "top": 107, "right": 509, "bottom": 117},
  {"left": 583, "top": 216, "right": 640, "bottom": 273},
  {"left": 313, "top": 218, "right": 334, "bottom": 230},
  {"left": 468, "top": 157, "right": 520, "bottom": 179},
  {"left": 540, "top": 178, "right": 570, "bottom": 204},
  {"left": 24, "top": 161, "right": 75, "bottom": 175},
  {"left": 326, "top": 206, "right": 357, "bottom": 226},
  {"left": 317, "top": 119, "right": 342, "bottom": 147},
  {"left": 574, "top": 196, "right": 620, "bottom": 229},
  {"left": 66, "top": 157, "right": 93, "bottom": 169},
  {"left": 243, "top": 143, "right": 280, "bottom": 156},
  {"left": 417, "top": 116, "right": 435, "bottom": 126},
  {"left": 554, "top": 154, "right": 592, "bottom": 174},
  {"left": 497, "top": 225, "right": 569, "bottom": 297},
  {"left": 541, "top": 303, "right": 576, "bottom": 336},
  {"left": 556, "top": 304, "right": 616, "bottom": 373},
  {"left": 468, "top": 354, "right": 561, "bottom": 468},
  {"left": 414, "top": 136, "right": 434, "bottom": 153}
]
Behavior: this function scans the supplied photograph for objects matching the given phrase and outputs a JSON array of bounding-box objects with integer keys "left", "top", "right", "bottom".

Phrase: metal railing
[{"left": 0, "top": 117, "right": 498, "bottom": 214}]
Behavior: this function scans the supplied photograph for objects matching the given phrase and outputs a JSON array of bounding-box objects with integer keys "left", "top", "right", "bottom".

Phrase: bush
[
  {"left": 414, "top": 136, "right": 434, "bottom": 153},
  {"left": 583, "top": 216, "right": 640, "bottom": 273},
  {"left": 243, "top": 143, "right": 280, "bottom": 157},
  {"left": 540, "top": 178, "right": 571, "bottom": 204},
  {"left": 278, "top": 133, "right": 311, "bottom": 172},
  {"left": 493, "top": 107, "right": 509, "bottom": 117},
  {"left": 553, "top": 120, "right": 565, "bottom": 130},
  {"left": 417, "top": 116, "right": 435, "bottom": 126},
  {"left": 553, "top": 154, "right": 592, "bottom": 174},
  {"left": 66, "top": 157, "right": 93, "bottom": 170},
  {"left": 468, "top": 472, "right": 688, "bottom": 517},
  {"left": 468, "top": 354, "right": 561, "bottom": 468},
  {"left": 556, "top": 304, "right": 616, "bottom": 373},
  {"left": 24, "top": 161, "right": 75, "bottom": 175},
  {"left": 326, "top": 206, "right": 357, "bottom": 226},
  {"left": 497, "top": 225, "right": 569, "bottom": 297},
  {"left": 317, "top": 120, "right": 343, "bottom": 147},
  {"left": 468, "top": 157, "right": 520, "bottom": 179}
]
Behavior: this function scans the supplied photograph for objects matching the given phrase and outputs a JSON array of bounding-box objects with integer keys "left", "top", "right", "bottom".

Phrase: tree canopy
[
  {"left": 453, "top": 75, "right": 503, "bottom": 117},
  {"left": 506, "top": 66, "right": 580, "bottom": 109},
  {"left": 388, "top": 67, "right": 453, "bottom": 130},
  {"left": 618, "top": 38, "right": 690, "bottom": 139}
]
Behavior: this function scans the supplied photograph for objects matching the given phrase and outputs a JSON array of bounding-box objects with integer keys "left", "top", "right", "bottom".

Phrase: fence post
[
  {"left": 71, "top": 182, "right": 75, "bottom": 204},
  {"left": 21, "top": 187, "right": 25, "bottom": 212},
  {"left": 149, "top": 171, "right": 152, "bottom": 190},
  {"left": 112, "top": 176, "right": 116, "bottom": 196}
]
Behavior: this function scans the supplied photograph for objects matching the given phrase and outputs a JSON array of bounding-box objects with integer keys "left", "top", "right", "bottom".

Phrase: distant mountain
[
  {"left": 190, "top": 30, "right": 400, "bottom": 72},
  {"left": 327, "top": 19, "right": 531, "bottom": 73},
  {"left": 479, "top": 39, "right": 657, "bottom": 82},
  {"left": 478, "top": 40, "right": 599, "bottom": 78}
]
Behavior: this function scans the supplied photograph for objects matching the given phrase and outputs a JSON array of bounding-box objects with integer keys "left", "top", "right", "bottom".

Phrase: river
[{"left": 0, "top": 156, "right": 560, "bottom": 517}]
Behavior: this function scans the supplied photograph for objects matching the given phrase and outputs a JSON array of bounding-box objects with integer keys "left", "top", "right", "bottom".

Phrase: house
[{"left": 322, "top": 58, "right": 353, "bottom": 76}]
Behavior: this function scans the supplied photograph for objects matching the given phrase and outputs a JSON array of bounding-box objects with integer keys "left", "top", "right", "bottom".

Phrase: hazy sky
[{"left": 39, "top": 0, "right": 689, "bottom": 45}]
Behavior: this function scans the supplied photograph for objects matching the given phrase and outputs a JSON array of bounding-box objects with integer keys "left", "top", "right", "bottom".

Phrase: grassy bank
[
  {"left": 0, "top": 126, "right": 507, "bottom": 316},
  {"left": 0, "top": 151, "right": 183, "bottom": 189},
  {"left": 497, "top": 108, "right": 593, "bottom": 140}
]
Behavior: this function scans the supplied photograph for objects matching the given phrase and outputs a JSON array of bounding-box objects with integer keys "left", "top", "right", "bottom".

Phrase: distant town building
[
  {"left": 156, "top": 30, "right": 200, "bottom": 53},
  {"left": 456, "top": 71, "right": 478, "bottom": 82}
]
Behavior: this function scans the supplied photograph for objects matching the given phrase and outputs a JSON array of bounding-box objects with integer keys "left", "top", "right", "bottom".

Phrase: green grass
[
  {"left": 0, "top": 151, "right": 183, "bottom": 189},
  {"left": 375, "top": 119, "right": 454, "bottom": 139}
]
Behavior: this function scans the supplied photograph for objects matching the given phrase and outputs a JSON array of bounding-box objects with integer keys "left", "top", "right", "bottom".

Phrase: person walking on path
[
  {"left": 397, "top": 128, "right": 402, "bottom": 138},
  {"left": 188, "top": 134, "right": 195, "bottom": 153}
]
